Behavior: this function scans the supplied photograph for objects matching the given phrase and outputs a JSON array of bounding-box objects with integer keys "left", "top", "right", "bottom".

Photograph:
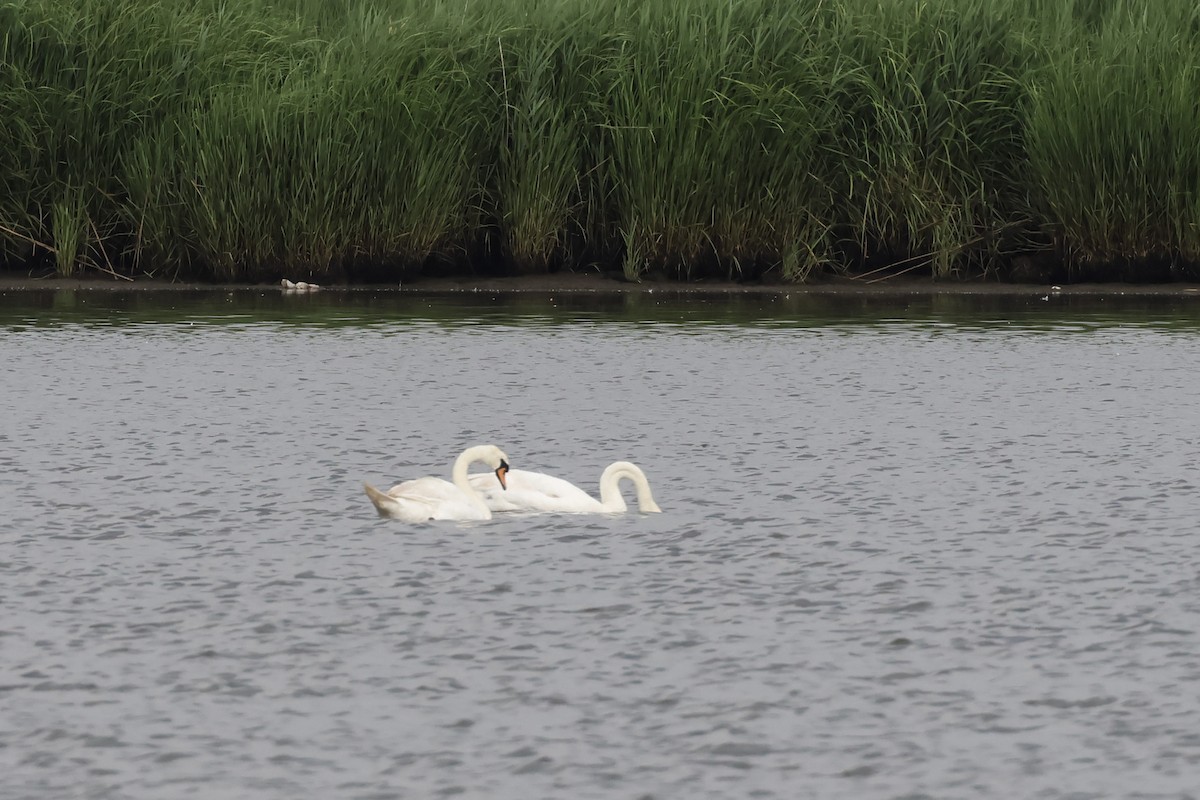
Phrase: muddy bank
[{"left": 4, "top": 271, "right": 1200, "bottom": 297}]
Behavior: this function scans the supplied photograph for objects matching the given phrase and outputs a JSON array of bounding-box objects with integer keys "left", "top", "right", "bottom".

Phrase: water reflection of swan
[
  {"left": 469, "top": 461, "right": 661, "bottom": 514},
  {"left": 364, "top": 445, "right": 510, "bottom": 522}
]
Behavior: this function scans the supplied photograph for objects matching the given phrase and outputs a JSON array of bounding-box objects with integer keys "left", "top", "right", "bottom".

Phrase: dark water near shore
[{"left": 4, "top": 289, "right": 1200, "bottom": 799}]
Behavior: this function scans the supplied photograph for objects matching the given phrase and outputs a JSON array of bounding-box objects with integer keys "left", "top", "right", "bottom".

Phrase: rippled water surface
[{"left": 4, "top": 289, "right": 1200, "bottom": 799}]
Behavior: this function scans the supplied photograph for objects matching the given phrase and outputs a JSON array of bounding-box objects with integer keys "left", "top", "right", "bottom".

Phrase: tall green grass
[
  {"left": 1024, "top": 0, "right": 1200, "bottom": 278},
  {"left": 2, "top": 0, "right": 1200, "bottom": 282},
  {"left": 597, "top": 0, "right": 839, "bottom": 280},
  {"left": 829, "top": 0, "right": 1035, "bottom": 278}
]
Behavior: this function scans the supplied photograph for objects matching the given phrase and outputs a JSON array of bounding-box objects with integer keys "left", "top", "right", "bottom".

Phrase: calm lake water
[{"left": 4, "top": 288, "right": 1200, "bottom": 799}]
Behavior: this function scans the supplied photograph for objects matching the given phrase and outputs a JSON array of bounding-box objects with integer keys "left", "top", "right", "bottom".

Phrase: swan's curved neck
[
  {"left": 452, "top": 446, "right": 495, "bottom": 511},
  {"left": 598, "top": 461, "right": 659, "bottom": 512}
]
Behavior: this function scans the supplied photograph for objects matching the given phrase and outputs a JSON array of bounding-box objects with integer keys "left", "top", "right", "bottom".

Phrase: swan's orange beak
[{"left": 495, "top": 461, "right": 509, "bottom": 490}]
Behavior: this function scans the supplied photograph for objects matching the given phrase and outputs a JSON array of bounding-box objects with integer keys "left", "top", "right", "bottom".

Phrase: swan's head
[
  {"left": 459, "top": 444, "right": 510, "bottom": 490},
  {"left": 495, "top": 458, "right": 510, "bottom": 490},
  {"left": 479, "top": 445, "right": 510, "bottom": 490}
]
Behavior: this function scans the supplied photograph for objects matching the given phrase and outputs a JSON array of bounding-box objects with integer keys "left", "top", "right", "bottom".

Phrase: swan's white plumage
[
  {"left": 468, "top": 461, "right": 661, "bottom": 514},
  {"left": 472, "top": 469, "right": 602, "bottom": 513},
  {"left": 364, "top": 445, "right": 509, "bottom": 522}
]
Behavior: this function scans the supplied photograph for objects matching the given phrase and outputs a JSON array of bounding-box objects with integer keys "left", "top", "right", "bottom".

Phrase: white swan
[
  {"left": 363, "top": 445, "right": 510, "bottom": 522},
  {"left": 468, "top": 461, "right": 661, "bottom": 514}
]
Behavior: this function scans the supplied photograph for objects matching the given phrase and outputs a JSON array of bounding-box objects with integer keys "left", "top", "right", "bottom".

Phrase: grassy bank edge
[{"left": 5, "top": 271, "right": 1200, "bottom": 298}]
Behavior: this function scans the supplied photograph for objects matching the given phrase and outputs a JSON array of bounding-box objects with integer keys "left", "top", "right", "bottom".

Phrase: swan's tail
[{"left": 363, "top": 482, "right": 401, "bottom": 517}]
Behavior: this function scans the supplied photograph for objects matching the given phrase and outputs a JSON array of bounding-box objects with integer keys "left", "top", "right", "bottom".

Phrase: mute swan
[
  {"left": 468, "top": 461, "right": 661, "bottom": 514},
  {"left": 363, "top": 445, "right": 510, "bottom": 522}
]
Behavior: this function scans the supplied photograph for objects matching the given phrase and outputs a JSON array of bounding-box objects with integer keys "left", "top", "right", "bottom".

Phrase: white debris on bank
[{"left": 281, "top": 279, "right": 320, "bottom": 292}]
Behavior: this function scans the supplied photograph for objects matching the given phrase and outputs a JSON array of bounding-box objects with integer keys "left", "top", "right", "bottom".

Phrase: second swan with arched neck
[{"left": 468, "top": 460, "right": 661, "bottom": 514}]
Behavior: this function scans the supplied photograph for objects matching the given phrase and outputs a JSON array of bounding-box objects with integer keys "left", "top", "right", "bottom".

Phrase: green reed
[
  {"left": 596, "top": 0, "right": 835, "bottom": 280},
  {"left": 2, "top": 0, "right": 1200, "bottom": 281},
  {"left": 1024, "top": 0, "right": 1200, "bottom": 278},
  {"left": 827, "top": 0, "right": 1037, "bottom": 278}
]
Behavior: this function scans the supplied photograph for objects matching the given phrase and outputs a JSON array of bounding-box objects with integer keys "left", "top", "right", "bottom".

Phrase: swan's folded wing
[
  {"left": 385, "top": 476, "right": 463, "bottom": 504},
  {"left": 388, "top": 476, "right": 490, "bottom": 519},
  {"left": 367, "top": 476, "right": 488, "bottom": 521},
  {"left": 364, "top": 481, "right": 434, "bottom": 520}
]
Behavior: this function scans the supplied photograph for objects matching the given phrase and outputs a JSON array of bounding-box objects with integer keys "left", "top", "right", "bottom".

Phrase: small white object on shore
[{"left": 281, "top": 279, "right": 320, "bottom": 292}]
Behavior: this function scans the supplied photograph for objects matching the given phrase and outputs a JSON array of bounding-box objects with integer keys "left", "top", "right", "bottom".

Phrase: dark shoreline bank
[{"left": 5, "top": 271, "right": 1200, "bottom": 298}]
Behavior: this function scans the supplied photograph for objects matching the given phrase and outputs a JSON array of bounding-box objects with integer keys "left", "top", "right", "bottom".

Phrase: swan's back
[
  {"left": 363, "top": 477, "right": 490, "bottom": 521},
  {"left": 468, "top": 468, "right": 604, "bottom": 513}
]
